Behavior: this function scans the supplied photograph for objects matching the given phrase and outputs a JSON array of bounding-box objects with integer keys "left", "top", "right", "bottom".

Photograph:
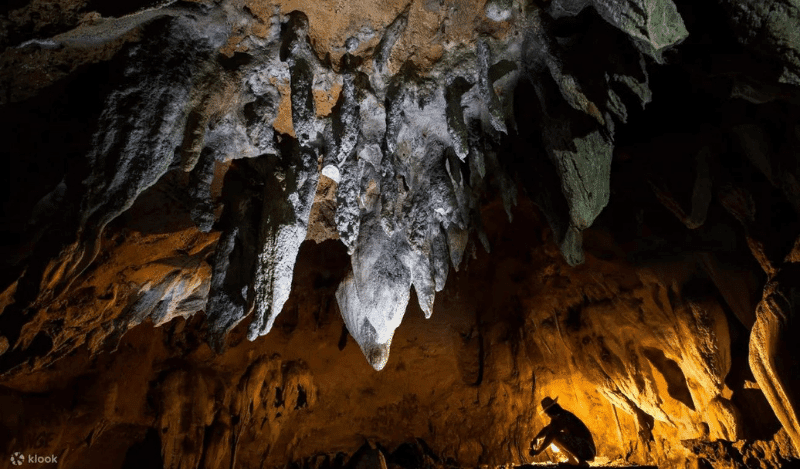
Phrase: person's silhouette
[{"left": 529, "top": 397, "right": 596, "bottom": 466}]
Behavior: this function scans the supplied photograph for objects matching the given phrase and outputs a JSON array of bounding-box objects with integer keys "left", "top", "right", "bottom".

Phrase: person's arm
[{"left": 529, "top": 425, "right": 554, "bottom": 456}]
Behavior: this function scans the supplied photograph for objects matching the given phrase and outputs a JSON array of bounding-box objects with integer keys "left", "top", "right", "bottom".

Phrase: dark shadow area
[
  {"left": 642, "top": 347, "right": 695, "bottom": 411},
  {"left": 121, "top": 427, "right": 163, "bottom": 469},
  {"left": 113, "top": 169, "right": 197, "bottom": 235},
  {"left": 0, "top": 58, "right": 119, "bottom": 273}
]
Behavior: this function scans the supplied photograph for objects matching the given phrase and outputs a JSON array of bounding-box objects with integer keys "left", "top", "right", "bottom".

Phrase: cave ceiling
[{"left": 2, "top": 0, "right": 800, "bottom": 468}]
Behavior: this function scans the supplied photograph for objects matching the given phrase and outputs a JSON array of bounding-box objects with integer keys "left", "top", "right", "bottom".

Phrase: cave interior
[{"left": 2, "top": 0, "right": 800, "bottom": 468}]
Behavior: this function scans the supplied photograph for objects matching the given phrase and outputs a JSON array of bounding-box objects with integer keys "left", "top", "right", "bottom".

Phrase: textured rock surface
[{"left": 2, "top": 0, "right": 800, "bottom": 467}]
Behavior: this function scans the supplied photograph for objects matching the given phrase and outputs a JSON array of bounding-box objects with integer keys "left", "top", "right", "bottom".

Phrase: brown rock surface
[{"left": 0, "top": 198, "right": 795, "bottom": 468}]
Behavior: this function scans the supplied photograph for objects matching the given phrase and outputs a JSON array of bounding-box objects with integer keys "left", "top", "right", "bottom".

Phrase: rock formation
[{"left": 1, "top": 0, "right": 800, "bottom": 467}]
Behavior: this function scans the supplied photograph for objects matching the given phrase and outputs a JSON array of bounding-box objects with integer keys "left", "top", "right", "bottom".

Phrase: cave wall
[
  {"left": 2, "top": 0, "right": 800, "bottom": 468},
  {"left": 1, "top": 195, "right": 797, "bottom": 469}
]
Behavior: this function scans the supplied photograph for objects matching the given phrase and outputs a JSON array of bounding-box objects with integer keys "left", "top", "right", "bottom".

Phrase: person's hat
[{"left": 540, "top": 396, "right": 559, "bottom": 413}]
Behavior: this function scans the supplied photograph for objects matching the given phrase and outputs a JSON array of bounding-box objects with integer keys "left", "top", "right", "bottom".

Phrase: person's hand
[{"left": 528, "top": 439, "right": 541, "bottom": 456}]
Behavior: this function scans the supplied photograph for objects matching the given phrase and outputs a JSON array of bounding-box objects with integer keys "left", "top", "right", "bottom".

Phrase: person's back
[{"left": 551, "top": 408, "right": 596, "bottom": 462}]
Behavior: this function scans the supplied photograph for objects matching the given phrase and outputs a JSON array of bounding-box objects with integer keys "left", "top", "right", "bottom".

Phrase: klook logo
[
  {"left": 10, "top": 452, "right": 24, "bottom": 465},
  {"left": 27, "top": 454, "right": 58, "bottom": 464},
  {"left": 8, "top": 452, "right": 59, "bottom": 465}
]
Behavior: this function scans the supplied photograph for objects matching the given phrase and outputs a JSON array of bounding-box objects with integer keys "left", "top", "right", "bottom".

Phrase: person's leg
[{"left": 550, "top": 434, "right": 588, "bottom": 466}]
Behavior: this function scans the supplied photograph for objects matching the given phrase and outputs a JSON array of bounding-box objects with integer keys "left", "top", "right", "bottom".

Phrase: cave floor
[{"left": 515, "top": 464, "right": 658, "bottom": 468}]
